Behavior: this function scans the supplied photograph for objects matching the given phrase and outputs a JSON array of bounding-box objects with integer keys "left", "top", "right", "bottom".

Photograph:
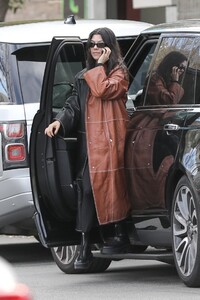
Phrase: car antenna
[{"left": 64, "top": 15, "right": 76, "bottom": 24}]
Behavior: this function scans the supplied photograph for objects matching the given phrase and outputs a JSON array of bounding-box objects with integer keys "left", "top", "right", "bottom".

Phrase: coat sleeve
[
  {"left": 147, "top": 75, "right": 184, "bottom": 105},
  {"left": 54, "top": 83, "right": 80, "bottom": 136},
  {"left": 83, "top": 65, "right": 128, "bottom": 100}
]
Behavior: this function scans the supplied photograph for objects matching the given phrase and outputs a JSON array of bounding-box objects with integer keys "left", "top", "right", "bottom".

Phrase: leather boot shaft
[{"left": 74, "top": 232, "right": 93, "bottom": 270}]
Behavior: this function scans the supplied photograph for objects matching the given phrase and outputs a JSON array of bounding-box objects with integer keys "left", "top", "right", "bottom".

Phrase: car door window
[
  {"left": 118, "top": 38, "right": 136, "bottom": 57},
  {"left": 127, "top": 41, "right": 157, "bottom": 109},
  {"left": 52, "top": 43, "right": 85, "bottom": 112},
  {"left": 187, "top": 37, "right": 200, "bottom": 105},
  {"left": 143, "top": 36, "right": 198, "bottom": 106}
]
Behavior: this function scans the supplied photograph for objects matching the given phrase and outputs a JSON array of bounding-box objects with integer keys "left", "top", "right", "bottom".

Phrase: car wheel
[
  {"left": 172, "top": 176, "right": 200, "bottom": 287},
  {"left": 51, "top": 245, "right": 112, "bottom": 274}
]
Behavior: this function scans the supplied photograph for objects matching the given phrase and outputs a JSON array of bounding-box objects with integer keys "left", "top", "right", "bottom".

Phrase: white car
[{"left": 0, "top": 17, "right": 152, "bottom": 236}]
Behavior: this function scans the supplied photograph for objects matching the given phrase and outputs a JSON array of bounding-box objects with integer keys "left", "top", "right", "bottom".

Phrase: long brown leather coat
[
  {"left": 56, "top": 65, "right": 131, "bottom": 225},
  {"left": 146, "top": 72, "right": 184, "bottom": 105}
]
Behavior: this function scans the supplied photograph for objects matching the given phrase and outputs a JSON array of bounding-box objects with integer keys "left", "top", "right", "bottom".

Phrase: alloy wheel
[
  {"left": 53, "top": 245, "right": 78, "bottom": 265},
  {"left": 173, "top": 185, "right": 198, "bottom": 277}
]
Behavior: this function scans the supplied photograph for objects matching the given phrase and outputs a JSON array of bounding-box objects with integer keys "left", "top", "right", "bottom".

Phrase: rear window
[
  {"left": 0, "top": 43, "right": 10, "bottom": 103},
  {"left": 14, "top": 45, "right": 49, "bottom": 104}
]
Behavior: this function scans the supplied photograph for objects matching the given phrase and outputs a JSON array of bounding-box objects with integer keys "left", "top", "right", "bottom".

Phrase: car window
[
  {"left": 0, "top": 43, "right": 10, "bottom": 103},
  {"left": 118, "top": 38, "right": 136, "bottom": 58},
  {"left": 185, "top": 36, "right": 200, "bottom": 105},
  {"left": 127, "top": 41, "right": 157, "bottom": 109},
  {"left": 14, "top": 45, "right": 49, "bottom": 104},
  {"left": 143, "top": 36, "right": 200, "bottom": 106},
  {"left": 52, "top": 43, "right": 85, "bottom": 111}
]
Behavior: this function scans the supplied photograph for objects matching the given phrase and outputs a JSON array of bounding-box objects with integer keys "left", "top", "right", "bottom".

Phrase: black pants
[{"left": 76, "top": 163, "right": 98, "bottom": 233}]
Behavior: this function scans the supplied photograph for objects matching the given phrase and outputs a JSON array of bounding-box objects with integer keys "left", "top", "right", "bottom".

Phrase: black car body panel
[{"left": 30, "top": 37, "right": 86, "bottom": 246}]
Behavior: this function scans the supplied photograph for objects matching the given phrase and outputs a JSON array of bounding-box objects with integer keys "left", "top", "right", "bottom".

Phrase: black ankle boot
[
  {"left": 74, "top": 232, "right": 93, "bottom": 270},
  {"left": 101, "top": 222, "right": 130, "bottom": 255}
]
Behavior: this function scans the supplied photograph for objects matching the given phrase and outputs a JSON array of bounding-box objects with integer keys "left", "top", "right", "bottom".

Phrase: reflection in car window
[
  {"left": 146, "top": 51, "right": 187, "bottom": 105},
  {"left": 143, "top": 36, "right": 200, "bottom": 106}
]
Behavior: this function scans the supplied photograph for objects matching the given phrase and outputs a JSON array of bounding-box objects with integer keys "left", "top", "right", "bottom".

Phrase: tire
[
  {"left": 171, "top": 176, "right": 200, "bottom": 287},
  {"left": 51, "top": 245, "right": 112, "bottom": 274}
]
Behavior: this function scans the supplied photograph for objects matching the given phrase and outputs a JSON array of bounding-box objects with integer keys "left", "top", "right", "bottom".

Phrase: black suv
[{"left": 30, "top": 19, "right": 200, "bottom": 287}]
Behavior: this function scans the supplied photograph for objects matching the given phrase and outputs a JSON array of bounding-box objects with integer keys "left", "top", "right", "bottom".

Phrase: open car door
[{"left": 30, "top": 37, "right": 86, "bottom": 248}]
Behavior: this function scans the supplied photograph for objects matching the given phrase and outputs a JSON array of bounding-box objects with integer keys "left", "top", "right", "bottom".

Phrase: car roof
[
  {"left": 0, "top": 19, "right": 152, "bottom": 44},
  {"left": 142, "top": 19, "right": 200, "bottom": 35}
]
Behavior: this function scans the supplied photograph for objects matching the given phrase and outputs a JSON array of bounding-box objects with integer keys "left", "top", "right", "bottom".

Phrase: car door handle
[{"left": 164, "top": 123, "right": 180, "bottom": 135}]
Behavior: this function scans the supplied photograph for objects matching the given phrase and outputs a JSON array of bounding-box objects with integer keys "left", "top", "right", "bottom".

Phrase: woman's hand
[
  {"left": 171, "top": 66, "right": 180, "bottom": 82},
  {"left": 44, "top": 120, "right": 61, "bottom": 137},
  {"left": 98, "top": 47, "right": 111, "bottom": 64}
]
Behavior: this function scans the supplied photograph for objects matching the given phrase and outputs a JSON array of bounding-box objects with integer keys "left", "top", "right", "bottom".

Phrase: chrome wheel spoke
[
  {"left": 54, "top": 245, "right": 77, "bottom": 264},
  {"left": 60, "top": 246, "right": 66, "bottom": 260},
  {"left": 174, "top": 210, "right": 187, "bottom": 236},
  {"left": 177, "top": 190, "right": 189, "bottom": 220},
  {"left": 175, "top": 237, "right": 189, "bottom": 265}
]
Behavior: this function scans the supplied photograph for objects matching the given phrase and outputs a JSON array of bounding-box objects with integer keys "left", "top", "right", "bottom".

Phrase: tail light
[
  {"left": 0, "top": 122, "right": 28, "bottom": 170},
  {"left": 4, "top": 123, "right": 24, "bottom": 139}
]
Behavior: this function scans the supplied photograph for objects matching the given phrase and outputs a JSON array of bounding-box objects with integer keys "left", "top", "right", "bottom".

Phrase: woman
[
  {"left": 146, "top": 51, "right": 187, "bottom": 105},
  {"left": 44, "top": 27, "right": 131, "bottom": 269}
]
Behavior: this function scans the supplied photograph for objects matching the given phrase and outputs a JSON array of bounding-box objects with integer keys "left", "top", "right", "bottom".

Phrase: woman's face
[
  {"left": 178, "top": 60, "right": 187, "bottom": 75},
  {"left": 89, "top": 34, "right": 105, "bottom": 62}
]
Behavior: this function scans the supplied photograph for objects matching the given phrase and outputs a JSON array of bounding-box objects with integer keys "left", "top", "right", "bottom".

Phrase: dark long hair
[
  {"left": 86, "top": 27, "right": 126, "bottom": 76},
  {"left": 157, "top": 51, "right": 187, "bottom": 84}
]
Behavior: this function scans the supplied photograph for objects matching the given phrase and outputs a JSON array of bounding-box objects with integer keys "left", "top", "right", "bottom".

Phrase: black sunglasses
[
  {"left": 177, "top": 64, "right": 186, "bottom": 72},
  {"left": 178, "top": 65, "right": 186, "bottom": 71},
  {"left": 89, "top": 41, "right": 106, "bottom": 48}
]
